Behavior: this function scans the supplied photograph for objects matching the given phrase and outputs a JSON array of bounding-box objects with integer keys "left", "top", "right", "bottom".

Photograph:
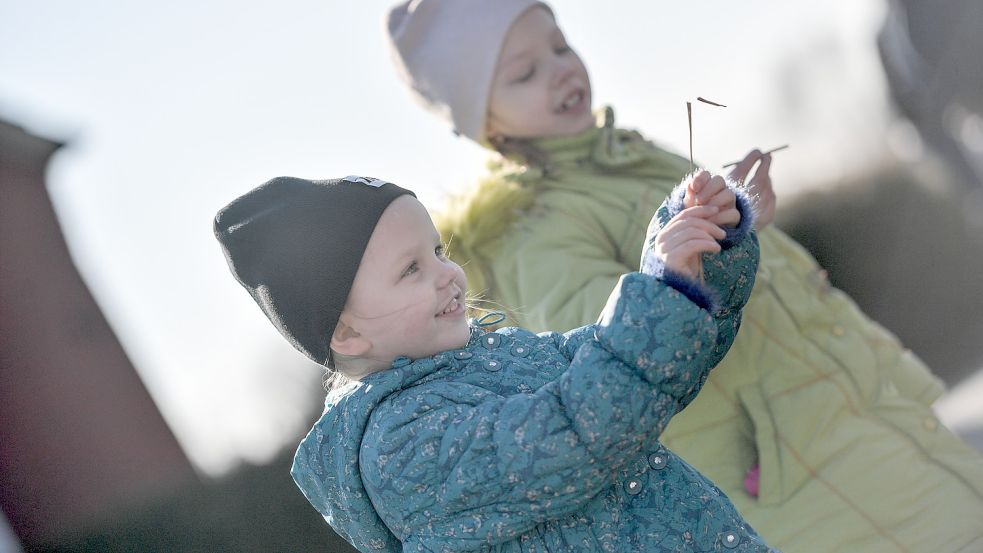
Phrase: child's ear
[{"left": 330, "top": 316, "right": 371, "bottom": 357}]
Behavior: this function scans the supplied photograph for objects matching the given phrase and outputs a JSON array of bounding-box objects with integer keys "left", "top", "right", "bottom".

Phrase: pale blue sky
[{"left": 1, "top": 0, "right": 894, "bottom": 474}]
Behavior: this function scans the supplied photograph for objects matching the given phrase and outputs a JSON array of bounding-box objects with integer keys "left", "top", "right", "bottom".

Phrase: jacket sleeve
[
  {"left": 640, "top": 182, "right": 759, "bottom": 388},
  {"left": 359, "top": 267, "right": 755, "bottom": 551}
]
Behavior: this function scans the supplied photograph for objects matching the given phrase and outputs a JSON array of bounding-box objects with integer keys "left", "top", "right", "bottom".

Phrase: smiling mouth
[
  {"left": 558, "top": 89, "right": 585, "bottom": 113},
  {"left": 437, "top": 292, "right": 463, "bottom": 316}
]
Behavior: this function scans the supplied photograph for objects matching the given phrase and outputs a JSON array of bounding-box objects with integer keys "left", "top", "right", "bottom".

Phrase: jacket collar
[{"left": 523, "top": 106, "right": 682, "bottom": 173}]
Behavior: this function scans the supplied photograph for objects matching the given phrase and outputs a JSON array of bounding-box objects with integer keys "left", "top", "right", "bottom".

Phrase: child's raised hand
[
  {"left": 684, "top": 171, "right": 741, "bottom": 228},
  {"left": 727, "top": 149, "right": 775, "bottom": 230},
  {"left": 652, "top": 205, "right": 726, "bottom": 280}
]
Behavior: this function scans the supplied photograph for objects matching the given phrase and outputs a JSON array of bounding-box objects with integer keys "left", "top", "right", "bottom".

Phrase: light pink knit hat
[{"left": 386, "top": 0, "right": 549, "bottom": 144}]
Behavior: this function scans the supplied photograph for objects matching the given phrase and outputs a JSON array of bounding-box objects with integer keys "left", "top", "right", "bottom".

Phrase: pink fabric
[{"left": 744, "top": 464, "right": 760, "bottom": 497}]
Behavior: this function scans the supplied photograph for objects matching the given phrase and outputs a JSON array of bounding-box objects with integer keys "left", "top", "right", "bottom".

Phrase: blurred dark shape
[
  {"left": 0, "top": 119, "right": 198, "bottom": 547},
  {"left": 777, "top": 166, "right": 983, "bottom": 387},
  {"left": 28, "top": 449, "right": 357, "bottom": 553},
  {"left": 1, "top": 117, "right": 357, "bottom": 552},
  {"left": 878, "top": 0, "right": 983, "bottom": 194}
]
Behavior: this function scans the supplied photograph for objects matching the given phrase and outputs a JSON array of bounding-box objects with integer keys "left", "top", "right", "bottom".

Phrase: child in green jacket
[{"left": 386, "top": 1, "right": 983, "bottom": 551}]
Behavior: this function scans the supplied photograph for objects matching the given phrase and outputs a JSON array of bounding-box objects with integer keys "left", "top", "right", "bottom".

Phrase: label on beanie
[{"left": 343, "top": 175, "right": 388, "bottom": 188}]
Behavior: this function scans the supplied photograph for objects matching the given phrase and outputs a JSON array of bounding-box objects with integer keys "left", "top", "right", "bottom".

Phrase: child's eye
[
  {"left": 554, "top": 44, "right": 571, "bottom": 55},
  {"left": 435, "top": 243, "right": 447, "bottom": 258},
  {"left": 514, "top": 65, "right": 535, "bottom": 83},
  {"left": 401, "top": 261, "right": 418, "bottom": 278}
]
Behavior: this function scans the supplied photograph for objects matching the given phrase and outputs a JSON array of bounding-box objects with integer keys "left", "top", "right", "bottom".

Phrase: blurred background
[{"left": 1, "top": 0, "right": 981, "bottom": 551}]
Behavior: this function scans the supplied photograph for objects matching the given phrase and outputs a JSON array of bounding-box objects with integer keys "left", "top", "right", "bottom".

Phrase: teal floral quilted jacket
[{"left": 292, "top": 191, "right": 774, "bottom": 552}]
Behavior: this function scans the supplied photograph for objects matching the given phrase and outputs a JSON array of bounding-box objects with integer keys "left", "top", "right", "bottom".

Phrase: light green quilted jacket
[{"left": 435, "top": 108, "right": 983, "bottom": 553}]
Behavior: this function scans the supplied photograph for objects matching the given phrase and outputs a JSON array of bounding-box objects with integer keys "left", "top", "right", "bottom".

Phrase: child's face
[
  {"left": 339, "top": 196, "right": 470, "bottom": 366},
  {"left": 486, "top": 7, "right": 594, "bottom": 141}
]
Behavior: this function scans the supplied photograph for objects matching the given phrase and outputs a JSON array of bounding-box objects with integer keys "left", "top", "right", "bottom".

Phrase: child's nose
[{"left": 435, "top": 259, "right": 458, "bottom": 288}]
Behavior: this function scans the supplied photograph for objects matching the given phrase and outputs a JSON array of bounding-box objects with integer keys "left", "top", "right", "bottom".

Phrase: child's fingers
[
  {"left": 694, "top": 175, "right": 731, "bottom": 206},
  {"left": 662, "top": 205, "right": 719, "bottom": 232},
  {"left": 695, "top": 175, "right": 723, "bottom": 202},
  {"left": 660, "top": 218, "right": 727, "bottom": 245},
  {"left": 684, "top": 170, "right": 711, "bottom": 208},
  {"left": 746, "top": 155, "right": 772, "bottom": 191},
  {"left": 705, "top": 186, "right": 736, "bottom": 208},
  {"left": 660, "top": 228, "right": 722, "bottom": 251},
  {"left": 666, "top": 208, "right": 726, "bottom": 237},
  {"left": 726, "top": 149, "right": 763, "bottom": 184},
  {"left": 663, "top": 238, "right": 722, "bottom": 277},
  {"left": 690, "top": 170, "right": 711, "bottom": 192},
  {"left": 675, "top": 204, "right": 720, "bottom": 220},
  {"left": 667, "top": 241, "right": 721, "bottom": 266},
  {"left": 676, "top": 216, "right": 727, "bottom": 238},
  {"left": 672, "top": 237, "right": 722, "bottom": 257},
  {"left": 746, "top": 153, "right": 775, "bottom": 229},
  {"left": 753, "top": 152, "right": 772, "bottom": 178},
  {"left": 709, "top": 207, "right": 741, "bottom": 228}
]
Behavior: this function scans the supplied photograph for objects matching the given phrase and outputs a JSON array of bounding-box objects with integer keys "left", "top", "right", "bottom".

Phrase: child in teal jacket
[{"left": 214, "top": 173, "right": 772, "bottom": 552}]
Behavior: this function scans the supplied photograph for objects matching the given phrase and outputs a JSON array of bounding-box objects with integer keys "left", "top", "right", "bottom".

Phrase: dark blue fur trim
[
  {"left": 720, "top": 186, "right": 755, "bottom": 249},
  {"left": 646, "top": 255, "right": 718, "bottom": 312}
]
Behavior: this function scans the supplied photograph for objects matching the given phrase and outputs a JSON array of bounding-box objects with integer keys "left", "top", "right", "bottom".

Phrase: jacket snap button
[
  {"left": 648, "top": 452, "right": 668, "bottom": 470},
  {"left": 481, "top": 334, "right": 502, "bottom": 349},
  {"left": 721, "top": 531, "right": 740, "bottom": 549},
  {"left": 454, "top": 351, "right": 473, "bottom": 360},
  {"left": 625, "top": 476, "right": 645, "bottom": 495},
  {"left": 483, "top": 359, "right": 502, "bottom": 372},
  {"left": 510, "top": 345, "right": 529, "bottom": 357}
]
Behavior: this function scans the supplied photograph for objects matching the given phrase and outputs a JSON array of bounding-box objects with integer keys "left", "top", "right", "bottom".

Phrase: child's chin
[
  {"left": 571, "top": 110, "right": 595, "bottom": 131},
  {"left": 448, "top": 325, "right": 472, "bottom": 349}
]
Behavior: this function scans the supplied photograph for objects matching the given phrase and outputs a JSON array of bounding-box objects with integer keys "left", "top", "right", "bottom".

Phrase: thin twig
[
  {"left": 687, "top": 98, "right": 727, "bottom": 172},
  {"left": 686, "top": 102, "right": 693, "bottom": 172},
  {"left": 686, "top": 97, "right": 727, "bottom": 285},
  {"left": 722, "top": 144, "right": 790, "bottom": 168},
  {"left": 696, "top": 97, "right": 727, "bottom": 107}
]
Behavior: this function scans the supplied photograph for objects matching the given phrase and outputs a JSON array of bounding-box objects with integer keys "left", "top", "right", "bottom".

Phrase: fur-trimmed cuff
[
  {"left": 720, "top": 188, "right": 755, "bottom": 249},
  {"left": 643, "top": 255, "right": 718, "bottom": 312},
  {"left": 664, "top": 181, "right": 688, "bottom": 220},
  {"left": 663, "top": 177, "right": 756, "bottom": 250}
]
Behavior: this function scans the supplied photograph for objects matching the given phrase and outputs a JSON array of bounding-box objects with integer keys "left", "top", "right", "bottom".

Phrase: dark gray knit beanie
[{"left": 214, "top": 176, "right": 415, "bottom": 366}]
